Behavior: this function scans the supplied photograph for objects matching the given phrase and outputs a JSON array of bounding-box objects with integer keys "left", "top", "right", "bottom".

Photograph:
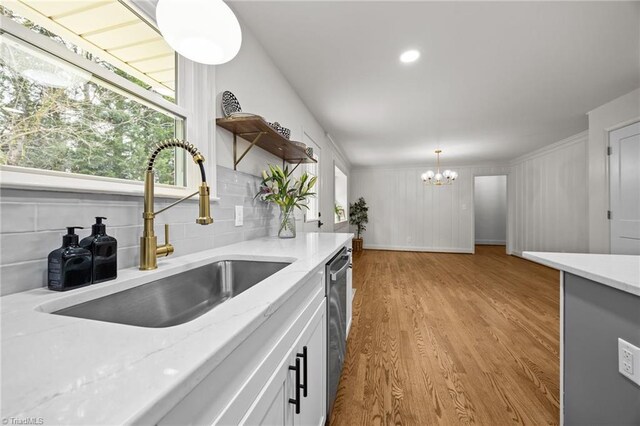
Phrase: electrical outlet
[
  {"left": 235, "top": 205, "right": 243, "bottom": 227},
  {"left": 618, "top": 338, "right": 640, "bottom": 386}
]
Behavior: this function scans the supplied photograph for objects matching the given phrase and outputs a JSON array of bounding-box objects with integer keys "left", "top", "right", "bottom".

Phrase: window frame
[
  {"left": 0, "top": 14, "right": 216, "bottom": 199},
  {"left": 334, "top": 163, "right": 348, "bottom": 224}
]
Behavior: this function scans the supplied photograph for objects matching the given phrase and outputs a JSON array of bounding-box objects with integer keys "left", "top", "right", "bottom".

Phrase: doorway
[{"left": 474, "top": 175, "right": 507, "bottom": 251}]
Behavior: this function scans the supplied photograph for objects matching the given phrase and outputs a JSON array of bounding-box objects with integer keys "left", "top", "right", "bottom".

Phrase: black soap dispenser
[
  {"left": 80, "top": 216, "right": 117, "bottom": 284},
  {"left": 48, "top": 227, "right": 93, "bottom": 291}
]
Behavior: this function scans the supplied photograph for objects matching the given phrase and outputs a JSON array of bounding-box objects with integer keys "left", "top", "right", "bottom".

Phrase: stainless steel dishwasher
[{"left": 326, "top": 246, "right": 350, "bottom": 419}]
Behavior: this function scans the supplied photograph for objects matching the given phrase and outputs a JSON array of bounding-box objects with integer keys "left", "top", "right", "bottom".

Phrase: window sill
[
  {"left": 334, "top": 220, "right": 348, "bottom": 225},
  {"left": 0, "top": 166, "right": 220, "bottom": 200}
]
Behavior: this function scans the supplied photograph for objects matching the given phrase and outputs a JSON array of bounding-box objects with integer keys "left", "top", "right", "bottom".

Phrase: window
[
  {"left": 334, "top": 165, "right": 348, "bottom": 224},
  {"left": 0, "top": 2, "right": 188, "bottom": 188}
]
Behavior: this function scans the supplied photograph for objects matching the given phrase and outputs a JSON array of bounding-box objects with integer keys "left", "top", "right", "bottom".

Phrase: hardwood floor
[{"left": 330, "top": 246, "right": 560, "bottom": 426}]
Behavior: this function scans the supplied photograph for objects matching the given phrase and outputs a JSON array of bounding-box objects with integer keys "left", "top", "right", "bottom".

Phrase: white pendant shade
[{"left": 156, "top": 0, "right": 242, "bottom": 65}]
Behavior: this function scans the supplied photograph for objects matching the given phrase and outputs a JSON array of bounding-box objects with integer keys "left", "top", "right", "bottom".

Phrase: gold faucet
[{"left": 140, "top": 139, "right": 213, "bottom": 270}]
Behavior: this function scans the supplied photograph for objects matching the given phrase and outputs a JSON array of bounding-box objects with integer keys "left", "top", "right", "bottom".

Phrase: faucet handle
[
  {"left": 156, "top": 224, "right": 174, "bottom": 258},
  {"left": 164, "top": 224, "right": 170, "bottom": 245}
]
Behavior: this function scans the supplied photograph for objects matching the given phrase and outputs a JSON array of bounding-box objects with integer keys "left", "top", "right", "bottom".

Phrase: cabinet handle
[
  {"left": 296, "top": 346, "right": 308, "bottom": 397},
  {"left": 289, "top": 358, "right": 301, "bottom": 414}
]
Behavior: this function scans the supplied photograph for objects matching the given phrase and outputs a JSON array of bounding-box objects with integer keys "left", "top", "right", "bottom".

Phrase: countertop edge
[{"left": 522, "top": 251, "right": 640, "bottom": 297}]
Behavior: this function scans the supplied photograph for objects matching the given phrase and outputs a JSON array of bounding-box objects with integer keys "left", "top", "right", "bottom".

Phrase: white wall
[
  {"left": 214, "top": 21, "right": 351, "bottom": 232},
  {"left": 508, "top": 131, "right": 589, "bottom": 255},
  {"left": 350, "top": 132, "right": 590, "bottom": 255},
  {"left": 350, "top": 165, "right": 509, "bottom": 252},
  {"left": 474, "top": 176, "right": 507, "bottom": 245},
  {"left": 587, "top": 88, "right": 640, "bottom": 254}
]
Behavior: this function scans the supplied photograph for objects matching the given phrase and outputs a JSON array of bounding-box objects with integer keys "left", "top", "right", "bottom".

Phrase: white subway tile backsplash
[
  {"left": 212, "top": 231, "right": 244, "bottom": 248},
  {"left": 111, "top": 226, "right": 143, "bottom": 248},
  {"left": 35, "top": 203, "right": 142, "bottom": 231},
  {"left": 0, "top": 230, "right": 60, "bottom": 265},
  {"left": 0, "top": 203, "right": 37, "bottom": 233},
  {"left": 0, "top": 167, "right": 276, "bottom": 296},
  {"left": 0, "top": 259, "right": 47, "bottom": 295}
]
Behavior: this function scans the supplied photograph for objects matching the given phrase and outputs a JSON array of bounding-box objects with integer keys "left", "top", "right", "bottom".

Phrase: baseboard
[
  {"left": 476, "top": 240, "right": 506, "bottom": 245},
  {"left": 363, "top": 244, "right": 473, "bottom": 254}
]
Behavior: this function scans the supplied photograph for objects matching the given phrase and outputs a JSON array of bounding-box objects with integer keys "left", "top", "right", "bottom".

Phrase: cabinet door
[
  {"left": 242, "top": 299, "right": 326, "bottom": 426},
  {"left": 241, "top": 353, "right": 295, "bottom": 426},
  {"left": 293, "top": 301, "right": 326, "bottom": 426}
]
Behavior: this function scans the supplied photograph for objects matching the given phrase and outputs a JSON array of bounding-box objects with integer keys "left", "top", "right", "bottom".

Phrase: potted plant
[
  {"left": 334, "top": 203, "right": 345, "bottom": 222},
  {"left": 349, "top": 197, "right": 368, "bottom": 251},
  {"left": 256, "top": 165, "right": 317, "bottom": 238}
]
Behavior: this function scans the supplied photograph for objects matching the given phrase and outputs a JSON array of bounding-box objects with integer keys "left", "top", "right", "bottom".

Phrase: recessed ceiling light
[{"left": 400, "top": 49, "right": 420, "bottom": 64}]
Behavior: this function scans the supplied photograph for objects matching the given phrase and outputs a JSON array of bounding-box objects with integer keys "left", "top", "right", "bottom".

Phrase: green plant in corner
[
  {"left": 256, "top": 165, "right": 317, "bottom": 238},
  {"left": 349, "top": 197, "right": 368, "bottom": 239},
  {"left": 334, "top": 203, "right": 345, "bottom": 222}
]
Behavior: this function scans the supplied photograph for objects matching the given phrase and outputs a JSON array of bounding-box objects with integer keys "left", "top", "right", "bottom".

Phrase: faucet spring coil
[{"left": 147, "top": 139, "right": 201, "bottom": 172}]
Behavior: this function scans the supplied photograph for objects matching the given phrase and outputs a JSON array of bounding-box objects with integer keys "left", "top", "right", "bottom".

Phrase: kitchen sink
[{"left": 52, "top": 260, "right": 291, "bottom": 328}]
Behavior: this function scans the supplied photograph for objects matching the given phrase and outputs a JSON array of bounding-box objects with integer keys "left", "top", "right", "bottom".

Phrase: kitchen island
[
  {"left": 523, "top": 252, "right": 640, "bottom": 425},
  {"left": 1, "top": 233, "right": 352, "bottom": 425}
]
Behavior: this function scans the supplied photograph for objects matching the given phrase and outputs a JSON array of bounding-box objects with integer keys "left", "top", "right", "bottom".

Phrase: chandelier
[{"left": 421, "top": 150, "right": 457, "bottom": 185}]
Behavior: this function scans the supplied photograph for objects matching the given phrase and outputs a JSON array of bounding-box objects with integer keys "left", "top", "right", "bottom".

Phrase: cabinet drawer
[{"left": 158, "top": 267, "right": 324, "bottom": 426}]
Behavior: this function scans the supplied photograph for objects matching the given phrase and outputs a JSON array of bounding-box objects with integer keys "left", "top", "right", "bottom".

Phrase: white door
[{"left": 610, "top": 121, "right": 640, "bottom": 254}]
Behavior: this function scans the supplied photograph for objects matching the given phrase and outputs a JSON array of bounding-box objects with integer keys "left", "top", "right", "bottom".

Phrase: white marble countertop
[
  {"left": 523, "top": 252, "right": 640, "bottom": 297},
  {"left": 1, "top": 232, "right": 352, "bottom": 425}
]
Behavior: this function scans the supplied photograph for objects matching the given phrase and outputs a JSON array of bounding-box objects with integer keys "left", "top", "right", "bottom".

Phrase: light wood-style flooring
[{"left": 330, "top": 246, "right": 559, "bottom": 425}]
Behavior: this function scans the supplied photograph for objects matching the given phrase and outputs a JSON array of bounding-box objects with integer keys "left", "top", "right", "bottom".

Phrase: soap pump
[
  {"left": 48, "top": 227, "right": 92, "bottom": 291},
  {"left": 80, "top": 216, "right": 117, "bottom": 284}
]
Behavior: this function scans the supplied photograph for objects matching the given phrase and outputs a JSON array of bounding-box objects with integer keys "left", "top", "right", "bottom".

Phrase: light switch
[{"left": 235, "top": 205, "right": 243, "bottom": 226}]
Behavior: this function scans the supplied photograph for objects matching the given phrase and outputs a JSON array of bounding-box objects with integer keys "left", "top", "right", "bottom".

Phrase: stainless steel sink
[{"left": 52, "top": 260, "right": 290, "bottom": 328}]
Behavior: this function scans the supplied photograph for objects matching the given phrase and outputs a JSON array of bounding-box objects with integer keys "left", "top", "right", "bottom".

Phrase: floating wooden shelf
[{"left": 216, "top": 116, "right": 317, "bottom": 171}]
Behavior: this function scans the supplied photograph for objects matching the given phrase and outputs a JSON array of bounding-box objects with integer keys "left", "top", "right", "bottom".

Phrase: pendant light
[
  {"left": 156, "top": 0, "right": 242, "bottom": 65},
  {"left": 421, "top": 150, "right": 458, "bottom": 185}
]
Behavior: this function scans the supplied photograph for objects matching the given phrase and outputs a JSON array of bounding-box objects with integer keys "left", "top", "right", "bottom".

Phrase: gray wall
[
  {"left": 474, "top": 175, "right": 507, "bottom": 245},
  {"left": 564, "top": 273, "right": 640, "bottom": 425},
  {"left": 0, "top": 166, "right": 277, "bottom": 296}
]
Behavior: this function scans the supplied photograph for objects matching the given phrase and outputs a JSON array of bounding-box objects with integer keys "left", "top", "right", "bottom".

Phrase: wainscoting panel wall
[
  {"left": 508, "top": 131, "right": 589, "bottom": 255},
  {"left": 351, "top": 165, "right": 509, "bottom": 252}
]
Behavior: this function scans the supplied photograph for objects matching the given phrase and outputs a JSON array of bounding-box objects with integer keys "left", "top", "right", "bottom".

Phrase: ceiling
[{"left": 231, "top": 1, "right": 640, "bottom": 167}]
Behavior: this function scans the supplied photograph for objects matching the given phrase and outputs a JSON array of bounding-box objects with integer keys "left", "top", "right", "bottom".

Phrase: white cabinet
[
  {"left": 241, "top": 299, "right": 326, "bottom": 426},
  {"left": 158, "top": 265, "right": 329, "bottom": 426}
]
